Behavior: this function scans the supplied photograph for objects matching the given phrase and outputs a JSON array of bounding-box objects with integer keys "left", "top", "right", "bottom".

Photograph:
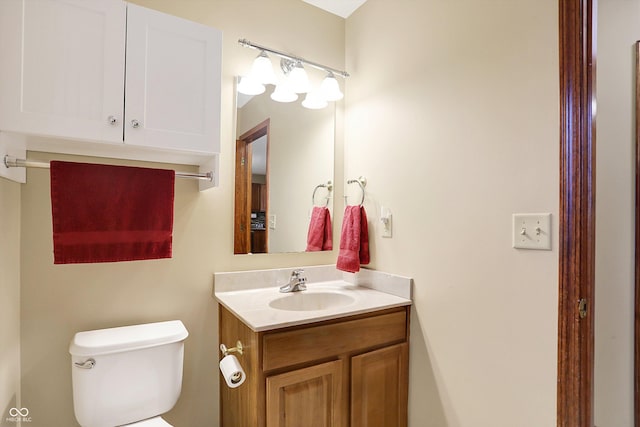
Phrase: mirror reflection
[{"left": 234, "top": 81, "right": 335, "bottom": 254}]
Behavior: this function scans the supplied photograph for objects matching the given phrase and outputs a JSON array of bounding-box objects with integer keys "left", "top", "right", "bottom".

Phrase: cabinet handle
[
  {"left": 108, "top": 115, "right": 118, "bottom": 126},
  {"left": 131, "top": 119, "right": 141, "bottom": 128}
]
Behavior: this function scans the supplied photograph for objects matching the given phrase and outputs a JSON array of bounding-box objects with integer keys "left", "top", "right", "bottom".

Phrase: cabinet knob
[
  {"left": 131, "top": 119, "right": 141, "bottom": 128},
  {"left": 108, "top": 115, "right": 118, "bottom": 126}
]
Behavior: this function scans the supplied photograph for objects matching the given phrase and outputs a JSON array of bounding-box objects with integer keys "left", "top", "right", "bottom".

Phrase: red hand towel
[
  {"left": 306, "top": 206, "right": 333, "bottom": 251},
  {"left": 337, "top": 205, "right": 370, "bottom": 273},
  {"left": 50, "top": 161, "right": 175, "bottom": 264},
  {"left": 323, "top": 208, "right": 333, "bottom": 251},
  {"left": 359, "top": 206, "right": 370, "bottom": 264}
]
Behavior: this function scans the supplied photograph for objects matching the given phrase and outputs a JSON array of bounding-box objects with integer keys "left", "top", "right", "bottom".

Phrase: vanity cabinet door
[
  {"left": 266, "top": 360, "right": 344, "bottom": 427},
  {"left": 351, "top": 343, "right": 409, "bottom": 427},
  {"left": 124, "top": 4, "right": 222, "bottom": 154},
  {"left": 0, "top": 0, "right": 126, "bottom": 143}
]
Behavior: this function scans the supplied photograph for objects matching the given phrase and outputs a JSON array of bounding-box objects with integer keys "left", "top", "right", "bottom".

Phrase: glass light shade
[
  {"left": 237, "top": 76, "right": 265, "bottom": 96},
  {"left": 319, "top": 74, "right": 343, "bottom": 101},
  {"left": 270, "top": 81, "right": 298, "bottom": 103},
  {"left": 302, "top": 90, "right": 328, "bottom": 109},
  {"left": 288, "top": 63, "right": 310, "bottom": 93},
  {"left": 251, "top": 51, "right": 276, "bottom": 85}
]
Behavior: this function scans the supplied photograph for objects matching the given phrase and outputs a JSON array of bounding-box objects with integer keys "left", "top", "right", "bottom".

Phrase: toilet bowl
[{"left": 69, "top": 320, "right": 188, "bottom": 427}]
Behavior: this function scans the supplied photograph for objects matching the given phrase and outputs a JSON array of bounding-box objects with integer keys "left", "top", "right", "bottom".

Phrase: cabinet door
[
  {"left": 124, "top": 4, "right": 222, "bottom": 154},
  {"left": 351, "top": 343, "right": 409, "bottom": 427},
  {"left": 251, "top": 230, "right": 267, "bottom": 253},
  {"left": 0, "top": 0, "right": 126, "bottom": 143},
  {"left": 251, "top": 183, "right": 267, "bottom": 212},
  {"left": 266, "top": 360, "right": 343, "bottom": 427}
]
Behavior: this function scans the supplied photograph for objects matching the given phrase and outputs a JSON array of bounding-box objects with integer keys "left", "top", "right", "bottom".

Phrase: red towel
[
  {"left": 336, "top": 205, "right": 370, "bottom": 273},
  {"left": 306, "top": 206, "right": 333, "bottom": 251},
  {"left": 359, "top": 206, "right": 370, "bottom": 265},
  {"left": 50, "top": 161, "right": 175, "bottom": 264}
]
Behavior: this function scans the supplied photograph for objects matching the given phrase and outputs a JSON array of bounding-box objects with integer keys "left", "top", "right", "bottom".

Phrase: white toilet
[{"left": 69, "top": 320, "right": 189, "bottom": 427}]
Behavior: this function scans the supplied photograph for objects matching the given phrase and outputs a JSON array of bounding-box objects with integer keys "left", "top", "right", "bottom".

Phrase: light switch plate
[
  {"left": 380, "top": 206, "right": 392, "bottom": 238},
  {"left": 381, "top": 213, "right": 392, "bottom": 238},
  {"left": 512, "top": 213, "right": 552, "bottom": 250}
]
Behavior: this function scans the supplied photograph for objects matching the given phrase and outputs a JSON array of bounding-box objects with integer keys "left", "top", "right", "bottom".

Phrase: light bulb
[
  {"left": 271, "top": 80, "right": 298, "bottom": 103},
  {"left": 302, "top": 90, "right": 328, "bottom": 109},
  {"left": 251, "top": 51, "right": 276, "bottom": 85},
  {"left": 237, "top": 76, "right": 265, "bottom": 96},
  {"left": 319, "top": 73, "right": 343, "bottom": 101},
  {"left": 288, "top": 62, "right": 310, "bottom": 94}
]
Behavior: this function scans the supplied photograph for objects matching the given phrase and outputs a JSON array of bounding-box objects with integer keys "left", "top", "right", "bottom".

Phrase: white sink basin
[
  {"left": 269, "top": 291, "right": 355, "bottom": 311},
  {"left": 215, "top": 277, "right": 412, "bottom": 331}
]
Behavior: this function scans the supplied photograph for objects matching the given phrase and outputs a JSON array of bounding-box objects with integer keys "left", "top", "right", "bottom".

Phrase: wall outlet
[{"left": 512, "top": 213, "right": 551, "bottom": 250}]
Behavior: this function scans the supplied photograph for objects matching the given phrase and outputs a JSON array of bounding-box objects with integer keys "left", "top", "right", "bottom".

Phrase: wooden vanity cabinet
[{"left": 219, "top": 305, "right": 410, "bottom": 427}]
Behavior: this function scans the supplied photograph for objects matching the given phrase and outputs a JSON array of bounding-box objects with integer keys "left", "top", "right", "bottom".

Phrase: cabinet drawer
[{"left": 263, "top": 309, "right": 407, "bottom": 372}]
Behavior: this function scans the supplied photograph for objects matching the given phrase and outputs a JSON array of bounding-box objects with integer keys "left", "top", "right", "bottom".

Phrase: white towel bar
[{"left": 3, "top": 155, "right": 213, "bottom": 181}]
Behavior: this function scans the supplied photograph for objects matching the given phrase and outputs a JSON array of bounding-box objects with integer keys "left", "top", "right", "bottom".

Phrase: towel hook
[
  {"left": 344, "top": 176, "right": 367, "bottom": 206},
  {"left": 312, "top": 181, "right": 333, "bottom": 207}
]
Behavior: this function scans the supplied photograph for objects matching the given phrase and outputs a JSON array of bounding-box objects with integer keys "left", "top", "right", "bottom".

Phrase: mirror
[{"left": 234, "top": 80, "right": 335, "bottom": 254}]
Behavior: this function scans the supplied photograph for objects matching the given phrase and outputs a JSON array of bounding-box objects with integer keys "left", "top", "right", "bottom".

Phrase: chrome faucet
[{"left": 279, "top": 269, "right": 307, "bottom": 293}]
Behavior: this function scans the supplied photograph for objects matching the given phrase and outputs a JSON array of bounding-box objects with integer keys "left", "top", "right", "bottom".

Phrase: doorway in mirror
[{"left": 234, "top": 119, "right": 269, "bottom": 254}]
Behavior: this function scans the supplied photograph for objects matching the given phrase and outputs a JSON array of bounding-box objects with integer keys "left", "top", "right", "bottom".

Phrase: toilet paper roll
[{"left": 219, "top": 354, "right": 246, "bottom": 388}]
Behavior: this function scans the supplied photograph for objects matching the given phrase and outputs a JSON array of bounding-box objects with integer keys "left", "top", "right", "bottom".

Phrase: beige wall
[
  {"left": 345, "top": 1, "right": 559, "bottom": 426},
  {"left": 17, "top": 1, "right": 343, "bottom": 426},
  {"left": 0, "top": 177, "right": 20, "bottom": 426},
  {"left": 594, "top": 1, "right": 638, "bottom": 425}
]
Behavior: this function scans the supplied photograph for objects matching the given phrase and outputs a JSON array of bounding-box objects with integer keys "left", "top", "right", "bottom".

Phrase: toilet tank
[{"left": 69, "top": 320, "right": 188, "bottom": 427}]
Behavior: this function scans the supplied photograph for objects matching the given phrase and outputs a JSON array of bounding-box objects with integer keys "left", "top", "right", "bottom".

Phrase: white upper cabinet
[
  {"left": 0, "top": 0, "right": 222, "bottom": 156},
  {"left": 125, "top": 4, "right": 221, "bottom": 154}
]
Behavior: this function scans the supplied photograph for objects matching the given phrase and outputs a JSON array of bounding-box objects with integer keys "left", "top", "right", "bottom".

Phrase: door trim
[
  {"left": 234, "top": 119, "right": 270, "bottom": 254},
  {"left": 635, "top": 40, "right": 640, "bottom": 427},
  {"left": 557, "top": 0, "right": 596, "bottom": 425}
]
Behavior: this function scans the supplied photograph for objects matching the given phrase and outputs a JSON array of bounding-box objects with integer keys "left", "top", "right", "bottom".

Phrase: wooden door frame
[
  {"left": 234, "top": 137, "right": 252, "bottom": 254},
  {"left": 234, "top": 119, "right": 270, "bottom": 254},
  {"left": 557, "top": 0, "right": 596, "bottom": 425},
  {"left": 635, "top": 40, "right": 640, "bottom": 427}
]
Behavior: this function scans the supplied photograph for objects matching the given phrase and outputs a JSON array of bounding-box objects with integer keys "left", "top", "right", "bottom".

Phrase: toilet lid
[{"left": 124, "top": 416, "right": 172, "bottom": 427}]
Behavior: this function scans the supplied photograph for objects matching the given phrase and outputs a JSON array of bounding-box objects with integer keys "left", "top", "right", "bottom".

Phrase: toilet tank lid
[{"left": 69, "top": 320, "right": 188, "bottom": 357}]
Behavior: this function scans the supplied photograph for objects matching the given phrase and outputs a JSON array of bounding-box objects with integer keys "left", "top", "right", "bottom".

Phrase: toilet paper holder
[{"left": 220, "top": 340, "right": 244, "bottom": 357}]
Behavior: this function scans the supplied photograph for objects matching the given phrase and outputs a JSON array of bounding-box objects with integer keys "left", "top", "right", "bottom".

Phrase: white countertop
[{"left": 215, "top": 280, "right": 411, "bottom": 332}]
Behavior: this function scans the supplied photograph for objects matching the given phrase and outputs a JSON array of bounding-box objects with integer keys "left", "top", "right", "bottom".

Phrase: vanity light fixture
[{"left": 238, "top": 38, "right": 348, "bottom": 108}]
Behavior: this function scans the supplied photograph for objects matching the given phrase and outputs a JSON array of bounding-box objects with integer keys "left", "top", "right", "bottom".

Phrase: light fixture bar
[{"left": 238, "top": 38, "right": 349, "bottom": 78}]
